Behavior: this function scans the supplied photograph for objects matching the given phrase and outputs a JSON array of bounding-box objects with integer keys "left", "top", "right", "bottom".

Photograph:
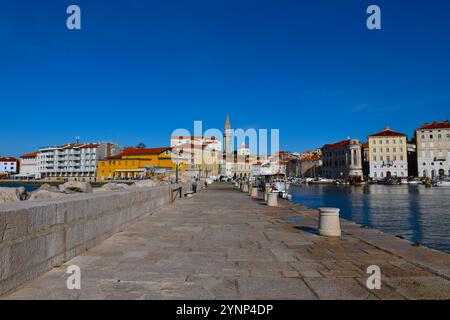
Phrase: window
[
  {"left": 372, "top": 148, "right": 376, "bottom": 153},
  {"left": 438, "top": 134, "right": 442, "bottom": 139},
  {"left": 386, "top": 140, "right": 389, "bottom": 144},
  {"left": 430, "top": 135, "right": 433, "bottom": 139},
  {"left": 394, "top": 155, "right": 397, "bottom": 161},
  {"left": 379, "top": 140, "right": 383, "bottom": 144},
  {"left": 386, "top": 147, "right": 390, "bottom": 152},
  {"left": 400, "top": 155, "right": 403, "bottom": 161},
  {"left": 373, "top": 156, "right": 377, "bottom": 161},
  {"left": 393, "top": 147, "right": 397, "bottom": 152},
  {"left": 380, "top": 147, "right": 383, "bottom": 152}
]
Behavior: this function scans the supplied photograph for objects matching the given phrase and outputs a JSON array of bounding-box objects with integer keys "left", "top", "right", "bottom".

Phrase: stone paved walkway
[{"left": 2, "top": 183, "right": 450, "bottom": 299}]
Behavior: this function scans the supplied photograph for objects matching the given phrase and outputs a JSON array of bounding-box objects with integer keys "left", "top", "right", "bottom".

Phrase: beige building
[
  {"left": 416, "top": 120, "right": 450, "bottom": 178},
  {"left": 368, "top": 128, "right": 408, "bottom": 179},
  {"left": 321, "top": 139, "right": 363, "bottom": 179},
  {"left": 170, "top": 136, "right": 221, "bottom": 178}
]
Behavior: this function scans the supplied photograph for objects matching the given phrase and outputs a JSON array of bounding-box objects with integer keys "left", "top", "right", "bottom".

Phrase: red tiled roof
[
  {"left": 368, "top": 128, "right": 407, "bottom": 137},
  {"left": 112, "top": 147, "right": 171, "bottom": 158},
  {"left": 0, "top": 157, "right": 17, "bottom": 162},
  {"left": 301, "top": 156, "right": 320, "bottom": 161},
  {"left": 323, "top": 139, "right": 350, "bottom": 149},
  {"left": 418, "top": 120, "right": 450, "bottom": 130},
  {"left": 80, "top": 143, "right": 99, "bottom": 149},
  {"left": 20, "top": 151, "right": 39, "bottom": 158}
]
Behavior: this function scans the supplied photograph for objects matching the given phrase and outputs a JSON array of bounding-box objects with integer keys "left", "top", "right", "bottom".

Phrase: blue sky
[{"left": 1, "top": 0, "right": 450, "bottom": 157}]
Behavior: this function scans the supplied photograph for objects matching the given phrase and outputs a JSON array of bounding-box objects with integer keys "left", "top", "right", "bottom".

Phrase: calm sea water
[
  {"left": 0, "top": 183, "right": 41, "bottom": 192},
  {"left": 289, "top": 184, "right": 450, "bottom": 253}
]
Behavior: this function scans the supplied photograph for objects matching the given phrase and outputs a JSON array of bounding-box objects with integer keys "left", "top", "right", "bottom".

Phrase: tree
[{"left": 136, "top": 143, "right": 146, "bottom": 149}]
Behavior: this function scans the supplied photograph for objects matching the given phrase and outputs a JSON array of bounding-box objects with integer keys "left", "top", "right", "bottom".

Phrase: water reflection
[{"left": 289, "top": 184, "right": 450, "bottom": 253}]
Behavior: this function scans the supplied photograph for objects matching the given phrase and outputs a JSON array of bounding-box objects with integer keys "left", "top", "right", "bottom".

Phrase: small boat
[
  {"left": 309, "top": 177, "right": 335, "bottom": 184},
  {"left": 435, "top": 179, "right": 450, "bottom": 187}
]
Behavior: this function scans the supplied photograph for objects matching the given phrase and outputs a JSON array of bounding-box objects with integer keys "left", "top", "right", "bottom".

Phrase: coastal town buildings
[
  {"left": 0, "top": 157, "right": 18, "bottom": 175},
  {"left": 37, "top": 142, "right": 121, "bottom": 180},
  {"left": 416, "top": 120, "right": 450, "bottom": 178},
  {"left": 299, "top": 156, "right": 322, "bottom": 178},
  {"left": 97, "top": 147, "right": 179, "bottom": 180},
  {"left": 285, "top": 159, "right": 301, "bottom": 177},
  {"left": 321, "top": 139, "right": 363, "bottom": 179},
  {"left": 368, "top": 128, "right": 408, "bottom": 179},
  {"left": 18, "top": 152, "right": 39, "bottom": 179},
  {"left": 170, "top": 135, "right": 221, "bottom": 178}
]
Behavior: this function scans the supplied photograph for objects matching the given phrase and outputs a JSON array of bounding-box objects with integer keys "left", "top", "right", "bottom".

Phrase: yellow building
[
  {"left": 368, "top": 128, "right": 408, "bottom": 179},
  {"left": 97, "top": 147, "right": 183, "bottom": 180}
]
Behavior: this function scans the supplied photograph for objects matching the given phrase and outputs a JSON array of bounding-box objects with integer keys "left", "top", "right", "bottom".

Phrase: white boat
[
  {"left": 435, "top": 180, "right": 450, "bottom": 187},
  {"left": 270, "top": 179, "right": 288, "bottom": 193}
]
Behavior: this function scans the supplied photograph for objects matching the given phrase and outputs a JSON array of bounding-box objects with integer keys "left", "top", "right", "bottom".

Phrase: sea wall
[{"left": 0, "top": 184, "right": 184, "bottom": 296}]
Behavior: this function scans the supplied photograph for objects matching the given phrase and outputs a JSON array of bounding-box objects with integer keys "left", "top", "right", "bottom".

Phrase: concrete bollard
[
  {"left": 267, "top": 192, "right": 278, "bottom": 207},
  {"left": 248, "top": 185, "right": 252, "bottom": 195},
  {"left": 318, "top": 207, "right": 341, "bottom": 237},
  {"left": 242, "top": 184, "right": 249, "bottom": 192},
  {"left": 251, "top": 187, "right": 259, "bottom": 198}
]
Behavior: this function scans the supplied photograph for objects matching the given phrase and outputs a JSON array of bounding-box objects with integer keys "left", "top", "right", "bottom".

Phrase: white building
[
  {"left": 170, "top": 135, "right": 221, "bottom": 177},
  {"left": 416, "top": 120, "right": 450, "bottom": 178},
  {"left": 37, "top": 142, "right": 121, "bottom": 180},
  {"left": 0, "top": 157, "right": 18, "bottom": 174},
  {"left": 368, "top": 128, "right": 408, "bottom": 179},
  {"left": 18, "top": 151, "right": 39, "bottom": 179}
]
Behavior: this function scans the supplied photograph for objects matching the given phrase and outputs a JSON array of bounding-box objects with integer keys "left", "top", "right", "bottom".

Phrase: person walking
[{"left": 192, "top": 180, "right": 197, "bottom": 193}]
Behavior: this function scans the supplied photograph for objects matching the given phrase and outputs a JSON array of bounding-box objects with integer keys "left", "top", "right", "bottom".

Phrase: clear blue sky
[{"left": 1, "top": 0, "right": 450, "bottom": 157}]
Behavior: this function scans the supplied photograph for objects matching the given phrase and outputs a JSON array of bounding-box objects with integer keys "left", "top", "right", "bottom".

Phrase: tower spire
[{"left": 225, "top": 114, "right": 231, "bottom": 130}]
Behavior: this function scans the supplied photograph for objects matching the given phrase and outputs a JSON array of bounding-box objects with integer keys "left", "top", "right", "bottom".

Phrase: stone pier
[{"left": 2, "top": 183, "right": 449, "bottom": 299}]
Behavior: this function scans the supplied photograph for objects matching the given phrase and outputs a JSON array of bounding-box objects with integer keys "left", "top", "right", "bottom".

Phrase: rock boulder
[
  {"left": 0, "top": 186, "right": 27, "bottom": 204},
  {"left": 58, "top": 181, "right": 92, "bottom": 194}
]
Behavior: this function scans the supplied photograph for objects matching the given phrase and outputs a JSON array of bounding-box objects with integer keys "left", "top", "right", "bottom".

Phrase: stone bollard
[
  {"left": 267, "top": 192, "right": 278, "bottom": 207},
  {"left": 248, "top": 185, "right": 252, "bottom": 195},
  {"left": 318, "top": 207, "right": 341, "bottom": 237},
  {"left": 251, "top": 187, "right": 258, "bottom": 198},
  {"left": 242, "top": 184, "right": 249, "bottom": 193}
]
